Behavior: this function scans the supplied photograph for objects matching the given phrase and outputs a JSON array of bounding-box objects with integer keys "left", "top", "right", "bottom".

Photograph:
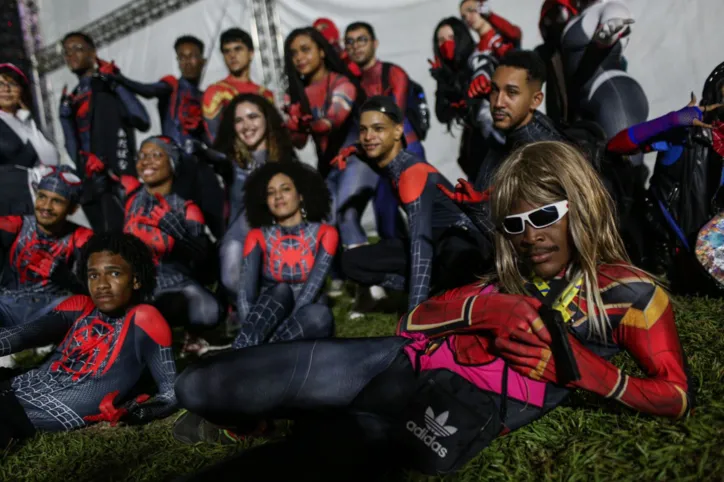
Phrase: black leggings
[{"left": 175, "top": 336, "right": 412, "bottom": 426}]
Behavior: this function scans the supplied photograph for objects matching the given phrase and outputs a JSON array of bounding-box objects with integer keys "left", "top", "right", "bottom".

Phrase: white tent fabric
[{"left": 36, "top": 0, "right": 724, "bottom": 227}]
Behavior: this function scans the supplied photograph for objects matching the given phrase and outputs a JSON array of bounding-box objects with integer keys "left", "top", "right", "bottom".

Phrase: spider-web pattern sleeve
[
  {"left": 129, "top": 306, "right": 178, "bottom": 423},
  {"left": 291, "top": 225, "right": 339, "bottom": 314},
  {"left": 237, "top": 229, "right": 264, "bottom": 324},
  {"left": 399, "top": 168, "right": 435, "bottom": 310},
  {"left": 0, "top": 295, "right": 89, "bottom": 355}
]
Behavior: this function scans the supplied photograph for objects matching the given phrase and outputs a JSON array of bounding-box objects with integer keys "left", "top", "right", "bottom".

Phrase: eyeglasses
[
  {"left": 63, "top": 44, "right": 89, "bottom": 57},
  {"left": 345, "top": 36, "right": 370, "bottom": 47},
  {"left": 0, "top": 80, "right": 20, "bottom": 91},
  {"left": 502, "top": 200, "right": 569, "bottom": 235},
  {"left": 137, "top": 152, "right": 166, "bottom": 161}
]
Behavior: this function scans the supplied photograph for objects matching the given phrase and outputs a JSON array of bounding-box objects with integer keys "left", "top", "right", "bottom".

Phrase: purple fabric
[{"left": 629, "top": 106, "right": 702, "bottom": 145}]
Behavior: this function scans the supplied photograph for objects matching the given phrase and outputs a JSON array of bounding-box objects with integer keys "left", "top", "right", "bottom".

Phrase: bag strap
[{"left": 381, "top": 62, "right": 391, "bottom": 96}]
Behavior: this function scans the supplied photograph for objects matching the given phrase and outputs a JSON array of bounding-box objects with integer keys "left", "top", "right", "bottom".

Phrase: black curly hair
[
  {"left": 244, "top": 161, "right": 331, "bottom": 228},
  {"left": 213, "top": 93, "right": 296, "bottom": 176},
  {"left": 78, "top": 232, "right": 157, "bottom": 303}
]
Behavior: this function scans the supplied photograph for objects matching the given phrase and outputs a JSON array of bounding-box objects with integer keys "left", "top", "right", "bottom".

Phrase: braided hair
[
  {"left": 244, "top": 161, "right": 331, "bottom": 228},
  {"left": 78, "top": 232, "right": 157, "bottom": 303}
]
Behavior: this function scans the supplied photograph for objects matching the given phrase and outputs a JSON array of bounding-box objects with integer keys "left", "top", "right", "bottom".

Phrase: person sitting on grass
[
  {"left": 0, "top": 167, "right": 92, "bottom": 368},
  {"left": 173, "top": 141, "right": 691, "bottom": 480},
  {"left": 172, "top": 161, "right": 338, "bottom": 445},
  {"left": 0, "top": 232, "right": 177, "bottom": 449},
  {"left": 83, "top": 136, "right": 220, "bottom": 357}
]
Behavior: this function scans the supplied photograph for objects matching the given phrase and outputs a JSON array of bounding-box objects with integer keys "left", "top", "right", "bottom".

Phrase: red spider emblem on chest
[
  {"left": 51, "top": 318, "right": 120, "bottom": 381},
  {"left": 267, "top": 235, "right": 315, "bottom": 282},
  {"left": 124, "top": 213, "right": 173, "bottom": 265}
]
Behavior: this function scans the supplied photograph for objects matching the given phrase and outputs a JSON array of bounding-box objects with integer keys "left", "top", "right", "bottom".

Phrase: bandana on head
[
  {"left": 313, "top": 18, "right": 340, "bottom": 45},
  {"left": 37, "top": 166, "right": 82, "bottom": 205},
  {"left": 141, "top": 135, "right": 181, "bottom": 172}
]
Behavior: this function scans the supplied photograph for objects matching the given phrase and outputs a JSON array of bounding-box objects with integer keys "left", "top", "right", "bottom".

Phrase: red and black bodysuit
[
  {"left": 341, "top": 150, "right": 493, "bottom": 310},
  {"left": 117, "top": 176, "right": 219, "bottom": 328},
  {"left": 287, "top": 72, "right": 377, "bottom": 247},
  {"left": 0, "top": 295, "right": 177, "bottom": 432},
  {"left": 0, "top": 215, "right": 92, "bottom": 327},
  {"left": 233, "top": 222, "right": 338, "bottom": 349}
]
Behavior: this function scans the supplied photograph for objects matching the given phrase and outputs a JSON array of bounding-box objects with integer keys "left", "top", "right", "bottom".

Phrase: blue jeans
[{"left": 0, "top": 294, "right": 69, "bottom": 328}]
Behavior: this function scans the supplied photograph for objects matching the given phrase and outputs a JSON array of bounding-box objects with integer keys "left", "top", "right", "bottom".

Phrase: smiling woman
[{"left": 212, "top": 92, "right": 296, "bottom": 304}]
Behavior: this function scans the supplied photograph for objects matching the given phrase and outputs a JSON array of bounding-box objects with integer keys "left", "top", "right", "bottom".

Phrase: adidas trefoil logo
[{"left": 406, "top": 406, "right": 458, "bottom": 458}]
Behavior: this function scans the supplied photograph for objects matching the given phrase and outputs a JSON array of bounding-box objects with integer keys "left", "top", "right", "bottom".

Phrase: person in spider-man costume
[
  {"left": 607, "top": 72, "right": 724, "bottom": 283},
  {"left": 203, "top": 28, "right": 274, "bottom": 143},
  {"left": 283, "top": 27, "right": 377, "bottom": 251},
  {"left": 111, "top": 35, "right": 207, "bottom": 147},
  {"left": 338, "top": 97, "right": 493, "bottom": 312},
  {"left": 210, "top": 93, "right": 297, "bottom": 305},
  {"left": 106, "top": 35, "right": 226, "bottom": 240},
  {"left": 233, "top": 161, "right": 337, "bottom": 350},
  {"left": 313, "top": 18, "right": 362, "bottom": 79},
  {"left": 343, "top": 21, "right": 424, "bottom": 242},
  {"left": 173, "top": 141, "right": 690, "bottom": 480},
  {"left": 0, "top": 232, "right": 176, "bottom": 448},
  {"left": 59, "top": 32, "right": 150, "bottom": 232},
  {"left": 0, "top": 168, "right": 92, "bottom": 334},
  {"left": 84, "top": 137, "right": 219, "bottom": 356},
  {"left": 172, "top": 161, "right": 337, "bottom": 446}
]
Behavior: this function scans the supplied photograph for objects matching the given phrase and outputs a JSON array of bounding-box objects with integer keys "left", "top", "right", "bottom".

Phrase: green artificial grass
[{"left": 1, "top": 294, "right": 723, "bottom": 482}]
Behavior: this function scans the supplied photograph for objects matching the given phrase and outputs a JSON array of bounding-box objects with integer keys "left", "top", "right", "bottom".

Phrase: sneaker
[
  {"left": 348, "top": 311, "right": 365, "bottom": 320},
  {"left": 327, "top": 279, "right": 345, "bottom": 298},
  {"left": 172, "top": 410, "right": 242, "bottom": 445},
  {"left": 172, "top": 410, "right": 272, "bottom": 445}
]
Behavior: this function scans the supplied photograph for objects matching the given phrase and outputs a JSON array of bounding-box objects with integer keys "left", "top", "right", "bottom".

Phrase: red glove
[
  {"left": 468, "top": 75, "right": 492, "bottom": 98},
  {"left": 83, "top": 391, "right": 128, "bottom": 426},
  {"left": 495, "top": 325, "right": 583, "bottom": 386},
  {"left": 309, "top": 119, "right": 332, "bottom": 135},
  {"left": 284, "top": 102, "right": 303, "bottom": 118},
  {"left": 404, "top": 292, "right": 544, "bottom": 341},
  {"left": 27, "top": 249, "right": 54, "bottom": 278},
  {"left": 331, "top": 145, "right": 358, "bottom": 170},
  {"left": 96, "top": 57, "right": 120, "bottom": 76},
  {"left": 80, "top": 151, "right": 106, "bottom": 177},
  {"left": 147, "top": 193, "right": 172, "bottom": 227},
  {"left": 437, "top": 178, "right": 491, "bottom": 204}
]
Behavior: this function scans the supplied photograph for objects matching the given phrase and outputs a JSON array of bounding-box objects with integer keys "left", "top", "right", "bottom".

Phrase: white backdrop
[{"left": 36, "top": 0, "right": 724, "bottom": 226}]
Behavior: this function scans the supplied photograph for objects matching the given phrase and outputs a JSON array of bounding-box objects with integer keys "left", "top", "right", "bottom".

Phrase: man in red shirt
[{"left": 202, "top": 28, "right": 274, "bottom": 142}]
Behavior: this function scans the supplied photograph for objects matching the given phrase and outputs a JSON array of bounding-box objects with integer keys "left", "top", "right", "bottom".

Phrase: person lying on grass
[
  {"left": 0, "top": 232, "right": 177, "bottom": 449},
  {"left": 173, "top": 140, "right": 691, "bottom": 478}
]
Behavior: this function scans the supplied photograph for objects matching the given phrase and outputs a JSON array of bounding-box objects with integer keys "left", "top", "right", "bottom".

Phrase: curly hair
[
  {"left": 244, "top": 161, "right": 331, "bottom": 228},
  {"left": 213, "top": 93, "right": 296, "bottom": 175},
  {"left": 78, "top": 232, "right": 157, "bottom": 303}
]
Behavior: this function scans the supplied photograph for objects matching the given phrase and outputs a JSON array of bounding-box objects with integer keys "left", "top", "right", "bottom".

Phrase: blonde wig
[{"left": 489, "top": 141, "right": 631, "bottom": 341}]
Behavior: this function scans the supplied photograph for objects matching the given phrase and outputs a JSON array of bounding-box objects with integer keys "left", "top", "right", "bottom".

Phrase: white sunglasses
[{"left": 502, "top": 200, "right": 569, "bottom": 234}]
